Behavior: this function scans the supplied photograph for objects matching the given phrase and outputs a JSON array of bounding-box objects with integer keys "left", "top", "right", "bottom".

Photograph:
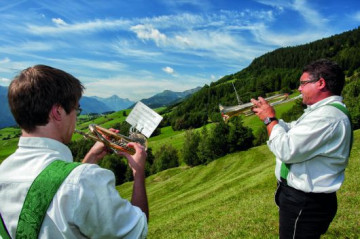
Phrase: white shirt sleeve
[{"left": 72, "top": 164, "right": 148, "bottom": 239}]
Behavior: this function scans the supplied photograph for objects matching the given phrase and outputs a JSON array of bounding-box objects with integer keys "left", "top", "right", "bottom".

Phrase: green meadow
[
  {"left": 118, "top": 129, "right": 360, "bottom": 238},
  {"left": 0, "top": 99, "right": 358, "bottom": 238}
]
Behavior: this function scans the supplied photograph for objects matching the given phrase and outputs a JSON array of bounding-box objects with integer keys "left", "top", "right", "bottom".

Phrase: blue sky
[{"left": 1, "top": 0, "right": 360, "bottom": 101}]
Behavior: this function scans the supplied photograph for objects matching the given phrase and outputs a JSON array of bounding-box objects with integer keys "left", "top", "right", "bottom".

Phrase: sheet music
[{"left": 126, "top": 101, "right": 163, "bottom": 138}]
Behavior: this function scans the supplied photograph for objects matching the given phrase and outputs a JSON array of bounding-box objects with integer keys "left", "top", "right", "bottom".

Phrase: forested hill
[{"left": 165, "top": 26, "right": 360, "bottom": 131}]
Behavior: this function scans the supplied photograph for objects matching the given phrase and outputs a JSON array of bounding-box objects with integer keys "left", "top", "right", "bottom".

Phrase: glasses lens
[{"left": 300, "top": 79, "right": 316, "bottom": 86}]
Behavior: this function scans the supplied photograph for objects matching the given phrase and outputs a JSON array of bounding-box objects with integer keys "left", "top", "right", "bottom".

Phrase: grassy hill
[
  {"left": 0, "top": 103, "right": 358, "bottom": 238},
  {"left": 117, "top": 129, "right": 360, "bottom": 238}
]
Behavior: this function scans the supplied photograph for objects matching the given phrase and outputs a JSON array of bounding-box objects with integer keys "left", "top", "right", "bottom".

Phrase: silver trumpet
[
  {"left": 219, "top": 94, "right": 302, "bottom": 122},
  {"left": 75, "top": 124, "right": 147, "bottom": 155}
]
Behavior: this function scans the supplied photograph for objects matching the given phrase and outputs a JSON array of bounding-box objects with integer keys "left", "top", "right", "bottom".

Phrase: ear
[
  {"left": 317, "top": 77, "right": 327, "bottom": 90},
  {"left": 50, "top": 105, "right": 63, "bottom": 121}
]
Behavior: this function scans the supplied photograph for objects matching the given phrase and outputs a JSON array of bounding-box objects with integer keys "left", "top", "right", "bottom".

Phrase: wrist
[
  {"left": 133, "top": 169, "right": 145, "bottom": 179},
  {"left": 263, "top": 117, "right": 278, "bottom": 126},
  {"left": 82, "top": 153, "right": 96, "bottom": 164}
]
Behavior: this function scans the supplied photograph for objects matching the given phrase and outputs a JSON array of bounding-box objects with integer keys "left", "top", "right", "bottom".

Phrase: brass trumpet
[
  {"left": 75, "top": 124, "right": 147, "bottom": 155},
  {"left": 219, "top": 94, "right": 302, "bottom": 122}
]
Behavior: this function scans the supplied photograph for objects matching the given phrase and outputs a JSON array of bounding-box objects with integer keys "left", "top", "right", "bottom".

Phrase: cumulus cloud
[{"left": 162, "top": 66, "right": 174, "bottom": 74}]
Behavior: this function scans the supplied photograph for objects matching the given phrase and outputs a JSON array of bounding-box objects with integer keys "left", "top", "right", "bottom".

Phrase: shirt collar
[
  {"left": 18, "top": 137, "right": 73, "bottom": 162},
  {"left": 305, "top": 95, "right": 343, "bottom": 113}
]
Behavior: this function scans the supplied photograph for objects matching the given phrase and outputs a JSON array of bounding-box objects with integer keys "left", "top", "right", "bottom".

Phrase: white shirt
[
  {"left": 268, "top": 96, "right": 352, "bottom": 193},
  {"left": 0, "top": 137, "right": 148, "bottom": 238}
]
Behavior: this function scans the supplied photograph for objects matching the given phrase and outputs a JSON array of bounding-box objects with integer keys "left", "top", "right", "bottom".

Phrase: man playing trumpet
[
  {"left": 251, "top": 59, "right": 352, "bottom": 238},
  {"left": 0, "top": 65, "right": 148, "bottom": 238}
]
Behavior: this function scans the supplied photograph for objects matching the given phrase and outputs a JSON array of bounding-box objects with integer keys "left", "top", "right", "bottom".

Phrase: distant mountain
[
  {"left": 0, "top": 86, "right": 16, "bottom": 128},
  {"left": 137, "top": 87, "right": 202, "bottom": 108},
  {"left": 92, "top": 95, "right": 134, "bottom": 111},
  {"left": 0, "top": 84, "right": 200, "bottom": 128},
  {"left": 79, "top": 96, "right": 113, "bottom": 114}
]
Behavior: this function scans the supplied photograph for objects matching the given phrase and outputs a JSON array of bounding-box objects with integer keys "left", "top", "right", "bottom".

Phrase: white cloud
[
  {"left": 67, "top": 58, "right": 127, "bottom": 72},
  {"left": 0, "top": 77, "right": 11, "bottom": 84},
  {"left": 27, "top": 19, "right": 131, "bottom": 35},
  {"left": 83, "top": 72, "right": 208, "bottom": 100},
  {"left": 162, "top": 66, "right": 174, "bottom": 74},
  {"left": 174, "top": 35, "right": 192, "bottom": 47},
  {"left": 2, "top": 1, "right": 353, "bottom": 99},
  {"left": 250, "top": 23, "right": 324, "bottom": 47},
  {"left": 291, "top": 0, "right": 328, "bottom": 28},
  {"left": 0, "top": 58, "right": 32, "bottom": 76},
  {"left": 52, "top": 18, "right": 67, "bottom": 26},
  {"left": 112, "top": 40, "right": 162, "bottom": 58},
  {"left": 254, "top": 0, "right": 327, "bottom": 28},
  {"left": 0, "top": 57, "right": 10, "bottom": 63},
  {"left": 130, "top": 24, "right": 167, "bottom": 46}
]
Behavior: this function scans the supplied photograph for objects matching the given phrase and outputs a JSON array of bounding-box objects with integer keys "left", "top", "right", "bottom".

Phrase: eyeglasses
[
  {"left": 299, "top": 79, "right": 318, "bottom": 87},
  {"left": 76, "top": 106, "right": 82, "bottom": 116}
]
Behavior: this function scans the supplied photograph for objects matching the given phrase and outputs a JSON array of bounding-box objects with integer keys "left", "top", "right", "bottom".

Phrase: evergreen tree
[
  {"left": 197, "top": 126, "right": 215, "bottom": 164},
  {"left": 182, "top": 129, "right": 201, "bottom": 166},
  {"left": 227, "top": 117, "right": 254, "bottom": 152},
  {"left": 208, "top": 121, "right": 229, "bottom": 159}
]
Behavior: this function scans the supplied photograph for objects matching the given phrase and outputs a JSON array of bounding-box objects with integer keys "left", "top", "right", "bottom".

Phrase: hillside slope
[{"left": 117, "top": 130, "right": 360, "bottom": 238}]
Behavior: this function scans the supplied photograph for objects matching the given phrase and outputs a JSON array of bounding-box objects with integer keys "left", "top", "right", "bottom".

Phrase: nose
[{"left": 298, "top": 84, "right": 302, "bottom": 92}]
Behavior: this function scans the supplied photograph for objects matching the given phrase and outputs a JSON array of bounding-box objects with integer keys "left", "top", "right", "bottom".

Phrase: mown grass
[
  {"left": 117, "top": 129, "right": 360, "bottom": 238},
  {"left": 1, "top": 100, "right": 358, "bottom": 238}
]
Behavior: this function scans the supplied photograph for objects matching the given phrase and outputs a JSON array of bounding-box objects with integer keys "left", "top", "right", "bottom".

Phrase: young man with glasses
[
  {"left": 0, "top": 65, "right": 148, "bottom": 238},
  {"left": 251, "top": 59, "right": 352, "bottom": 238}
]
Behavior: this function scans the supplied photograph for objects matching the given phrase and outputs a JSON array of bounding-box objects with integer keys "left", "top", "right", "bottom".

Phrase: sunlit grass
[{"left": 117, "top": 129, "right": 360, "bottom": 238}]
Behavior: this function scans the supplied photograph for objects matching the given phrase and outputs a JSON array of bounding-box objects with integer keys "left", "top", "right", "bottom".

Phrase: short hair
[
  {"left": 8, "top": 65, "right": 84, "bottom": 132},
  {"left": 303, "top": 58, "right": 345, "bottom": 95}
]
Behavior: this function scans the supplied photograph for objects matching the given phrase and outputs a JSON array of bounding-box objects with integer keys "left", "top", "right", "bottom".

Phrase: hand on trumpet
[
  {"left": 251, "top": 97, "right": 279, "bottom": 136},
  {"left": 82, "top": 128, "right": 120, "bottom": 164},
  {"left": 250, "top": 97, "right": 276, "bottom": 121},
  {"left": 118, "top": 142, "right": 147, "bottom": 177}
]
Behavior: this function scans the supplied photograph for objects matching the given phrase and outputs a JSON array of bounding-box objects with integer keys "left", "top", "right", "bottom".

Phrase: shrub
[{"left": 152, "top": 144, "right": 179, "bottom": 174}]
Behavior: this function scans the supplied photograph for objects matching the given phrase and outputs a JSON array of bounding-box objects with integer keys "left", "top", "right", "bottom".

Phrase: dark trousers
[{"left": 275, "top": 181, "right": 337, "bottom": 239}]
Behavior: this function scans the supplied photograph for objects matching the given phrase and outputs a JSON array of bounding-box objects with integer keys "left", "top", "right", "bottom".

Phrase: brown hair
[
  {"left": 303, "top": 58, "right": 345, "bottom": 95},
  {"left": 8, "top": 65, "right": 84, "bottom": 132}
]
